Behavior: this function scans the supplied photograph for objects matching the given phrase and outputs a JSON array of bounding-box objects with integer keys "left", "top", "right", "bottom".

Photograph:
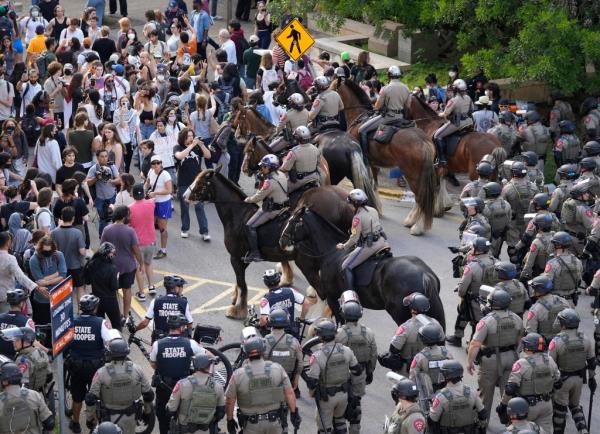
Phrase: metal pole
[
  {"left": 226, "top": 0, "right": 232, "bottom": 24},
  {"left": 56, "top": 353, "right": 67, "bottom": 434}
]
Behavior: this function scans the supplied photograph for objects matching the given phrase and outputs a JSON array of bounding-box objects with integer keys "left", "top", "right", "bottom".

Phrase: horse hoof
[
  {"left": 444, "top": 206, "right": 453, "bottom": 212},
  {"left": 409, "top": 226, "right": 424, "bottom": 236},
  {"left": 225, "top": 304, "right": 247, "bottom": 320}
]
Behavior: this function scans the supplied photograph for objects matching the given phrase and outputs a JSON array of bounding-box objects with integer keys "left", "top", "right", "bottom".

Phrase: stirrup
[{"left": 242, "top": 252, "right": 264, "bottom": 263}]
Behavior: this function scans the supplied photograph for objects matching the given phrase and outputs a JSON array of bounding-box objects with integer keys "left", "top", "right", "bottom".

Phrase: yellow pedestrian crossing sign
[{"left": 275, "top": 18, "right": 315, "bottom": 61}]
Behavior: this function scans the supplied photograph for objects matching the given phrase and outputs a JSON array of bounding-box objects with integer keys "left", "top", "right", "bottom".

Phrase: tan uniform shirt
[
  {"left": 310, "top": 89, "right": 344, "bottom": 118},
  {"left": 524, "top": 294, "right": 570, "bottom": 337},
  {"left": 429, "top": 381, "right": 484, "bottom": 424},
  {"left": 385, "top": 402, "right": 426, "bottom": 434},
  {"left": 306, "top": 341, "right": 361, "bottom": 388},
  {"left": 379, "top": 79, "right": 410, "bottom": 117},
  {"left": 166, "top": 372, "right": 226, "bottom": 425},
  {"left": 0, "top": 385, "right": 52, "bottom": 434},
  {"left": 280, "top": 143, "right": 321, "bottom": 174},
  {"left": 548, "top": 329, "right": 594, "bottom": 375},
  {"left": 543, "top": 253, "right": 583, "bottom": 297},
  {"left": 342, "top": 205, "right": 384, "bottom": 249},
  {"left": 518, "top": 123, "right": 551, "bottom": 157},
  {"left": 443, "top": 95, "right": 474, "bottom": 129},
  {"left": 502, "top": 353, "right": 560, "bottom": 404},
  {"left": 409, "top": 345, "right": 453, "bottom": 397},
  {"left": 246, "top": 170, "right": 289, "bottom": 205},
  {"left": 280, "top": 108, "right": 309, "bottom": 132}
]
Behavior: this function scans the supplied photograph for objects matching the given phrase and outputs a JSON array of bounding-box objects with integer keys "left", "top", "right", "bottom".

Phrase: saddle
[
  {"left": 442, "top": 127, "right": 473, "bottom": 156},
  {"left": 256, "top": 211, "right": 291, "bottom": 248},
  {"left": 373, "top": 119, "right": 416, "bottom": 144},
  {"left": 288, "top": 181, "right": 319, "bottom": 209},
  {"left": 348, "top": 247, "right": 393, "bottom": 287}
]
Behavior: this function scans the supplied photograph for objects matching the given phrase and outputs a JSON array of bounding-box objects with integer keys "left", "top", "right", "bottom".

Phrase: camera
[{"left": 97, "top": 166, "right": 113, "bottom": 181}]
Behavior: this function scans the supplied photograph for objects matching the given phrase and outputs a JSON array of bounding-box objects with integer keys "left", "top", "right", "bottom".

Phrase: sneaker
[
  {"left": 69, "top": 421, "right": 82, "bottom": 434},
  {"left": 202, "top": 233, "right": 211, "bottom": 242},
  {"left": 445, "top": 335, "right": 463, "bottom": 347},
  {"left": 181, "top": 231, "right": 189, "bottom": 238},
  {"left": 154, "top": 250, "right": 167, "bottom": 259},
  {"left": 212, "top": 15, "right": 223, "bottom": 20},
  {"left": 120, "top": 316, "right": 126, "bottom": 328},
  {"left": 148, "top": 286, "right": 157, "bottom": 296},
  {"left": 135, "top": 292, "right": 147, "bottom": 301}
]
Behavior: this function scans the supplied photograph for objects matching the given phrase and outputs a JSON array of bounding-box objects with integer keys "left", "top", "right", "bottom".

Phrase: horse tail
[
  {"left": 350, "top": 150, "right": 382, "bottom": 214},
  {"left": 422, "top": 271, "right": 446, "bottom": 331},
  {"left": 491, "top": 145, "right": 507, "bottom": 168},
  {"left": 415, "top": 140, "right": 437, "bottom": 230}
]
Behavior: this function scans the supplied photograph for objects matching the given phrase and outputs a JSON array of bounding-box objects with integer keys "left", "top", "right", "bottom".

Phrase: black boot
[
  {"left": 445, "top": 172, "right": 460, "bottom": 187},
  {"left": 359, "top": 130, "right": 370, "bottom": 166},
  {"left": 243, "top": 227, "right": 264, "bottom": 263},
  {"left": 344, "top": 268, "right": 355, "bottom": 292},
  {"left": 434, "top": 138, "right": 447, "bottom": 166}
]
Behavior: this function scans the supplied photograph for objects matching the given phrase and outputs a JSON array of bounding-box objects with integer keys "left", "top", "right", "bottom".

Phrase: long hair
[
  {"left": 38, "top": 124, "right": 56, "bottom": 146},
  {"left": 260, "top": 52, "right": 273, "bottom": 70},
  {"left": 88, "top": 89, "right": 103, "bottom": 120},
  {"left": 101, "top": 123, "right": 124, "bottom": 150},
  {"left": 1, "top": 118, "right": 22, "bottom": 138}
]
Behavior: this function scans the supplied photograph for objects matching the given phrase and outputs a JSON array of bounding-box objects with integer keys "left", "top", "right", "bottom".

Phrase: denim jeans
[
  {"left": 95, "top": 195, "right": 115, "bottom": 236},
  {"left": 178, "top": 184, "right": 208, "bottom": 234},
  {"left": 257, "top": 30, "right": 271, "bottom": 49},
  {"left": 228, "top": 141, "right": 244, "bottom": 184},
  {"left": 244, "top": 77, "right": 256, "bottom": 90},
  {"left": 87, "top": 0, "right": 105, "bottom": 26},
  {"left": 211, "top": 0, "right": 218, "bottom": 16}
]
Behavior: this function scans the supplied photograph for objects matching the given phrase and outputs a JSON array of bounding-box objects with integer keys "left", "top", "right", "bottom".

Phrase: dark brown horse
[{"left": 333, "top": 79, "right": 437, "bottom": 235}]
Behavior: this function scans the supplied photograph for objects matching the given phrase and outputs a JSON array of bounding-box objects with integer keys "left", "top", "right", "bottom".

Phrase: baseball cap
[
  {"left": 150, "top": 155, "right": 162, "bottom": 163},
  {"left": 340, "top": 51, "right": 350, "bottom": 62},
  {"left": 132, "top": 183, "right": 145, "bottom": 200},
  {"left": 249, "top": 35, "right": 260, "bottom": 44},
  {"left": 63, "top": 63, "right": 73, "bottom": 71},
  {"left": 111, "top": 64, "right": 124, "bottom": 75}
]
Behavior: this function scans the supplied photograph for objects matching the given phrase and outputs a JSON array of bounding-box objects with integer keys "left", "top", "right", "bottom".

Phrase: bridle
[{"left": 280, "top": 209, "right": 338, "bottom": 258}]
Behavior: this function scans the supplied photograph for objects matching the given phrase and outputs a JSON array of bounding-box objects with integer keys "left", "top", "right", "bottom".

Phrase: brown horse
[{"left": 333, "top": 79, "right": 437, "bottom": 235}]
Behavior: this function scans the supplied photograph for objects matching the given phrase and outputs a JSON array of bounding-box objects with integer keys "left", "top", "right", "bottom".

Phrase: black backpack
[
  {"left": 236, "top": 37, "right": 250, "bottom": 66},
  {"left": 151, "top": 20, "right": 167, "bottom": 42},
  {"left": 0, "top": 17, "right": 12, "bottom": 40},
  {"left": 36, "top": 52, "right": 54, "bottom": 80},
  {"left": 21, "top": 114, "right": 40, "bottom": 147}
]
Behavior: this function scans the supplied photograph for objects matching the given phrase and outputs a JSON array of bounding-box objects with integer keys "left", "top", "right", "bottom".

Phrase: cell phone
[{"left": 90, "top": 78, "right": 96, "bottom": 87}]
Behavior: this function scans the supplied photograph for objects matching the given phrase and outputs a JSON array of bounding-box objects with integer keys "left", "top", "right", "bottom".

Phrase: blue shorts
[{"left": 154, "top": 199, "right": 173, "bottom": 220}]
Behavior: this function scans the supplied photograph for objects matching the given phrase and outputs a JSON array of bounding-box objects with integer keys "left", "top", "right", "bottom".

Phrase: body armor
[
  {"left": 538, "top": 297, "right": 567, "bottom": 338},
  {"left": 486, "top": 200, "right": 511, "bottom": 237},
  {"left": 265, "top": 334, "right": 297, "bottom": 375},
  {"left": 20, "top": 348, "right": 49, "bottom": 392},
  {"left": 474, "top": 257, "right": 499, "bottom": 287},
  {"left": 319, "top": 344, "right": 351, "bottom": 387},
  {"left": 484, "top": 311, "right": 520, "bottom": 348},
  {"left": 153, "top": 295, "right": 188, "bottom": 334},
  {"left": 180, "top": 376, "right": 218, "bottom": 425},
  {"left": 155, "top": 336, "right": 194, "bottom": 383},
  {"left": 71, "top": 315, "right": 105, "bottom": 360},
  {"left": 555, "top": 332, "right": 586, "bottom": 372},
  {"left": 422, "top": 347, "right": 450, "bottom": 389},
  {"left": 237, "top": 362, "right": 285, "bottom": 407},
  {"left": 510, "top": 181, "right": 535, "bottom": 216},
  {"left": 0, "top": 388, "right": 32, "bottom": 433},
  {"left": 104, "top": 362, "right": 142, "bottom": 407},
  {"left": 339, "top": 324, "right": 370, "bottom": 364},
  {"left": 439, "top": 386, "right": 477, "bottom": 428},
  {"left": 497, "top": 280, "right": 527, "bottom": 314},
  {"left": 519, "top": 355, "right": 554, "bottom": 396}
]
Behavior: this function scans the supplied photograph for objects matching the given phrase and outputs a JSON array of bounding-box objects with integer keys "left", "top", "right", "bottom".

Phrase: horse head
[
  {"left": 231, "top": 106, "right": 251, "bottom": 139},
  {"left": 242, "top": 136, "right": 270, "bottom": 176},
  {"left": 279, "top": 206, "right": 309, "bottom": 250},
  {"left": 188, "top": 167, "right": 223, "bottom": 202},
  {"left": 404, "top": 95, "right": 440, "bottom": 123}
]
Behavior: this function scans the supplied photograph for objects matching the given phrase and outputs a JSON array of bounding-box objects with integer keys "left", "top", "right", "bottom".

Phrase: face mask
[
  {"left": 168, "top": 115, "right": 176, "bottom": 122},
  {"left": 128, "top": 33, "right": 135, "bottom": 40},
  {"left": 485, "top": 90, "right": 491, "bottom": 98},
  {"left": 122, "top": 101, "right": 130, "bottom": 109},
  {"left": 449, "top": 71, "right": 457, "bottom": 79},
  {"left": 6, "top": 127, "right": 15, "bottom": 134},
  {"left": 31, "top": 10, "right": 39, "bottom": 17},
  {"left": 64, "top": 69, "right": 72, "bottom": 76},
  {"left": 157, "top": 74, "right": 165, "bottom": 82},
  {"left": 41, "top": 250, "right": 53, "bottom": 257}
]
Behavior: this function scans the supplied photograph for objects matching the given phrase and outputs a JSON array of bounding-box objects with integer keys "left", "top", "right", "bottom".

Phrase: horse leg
[
  {"left": 226, "top": 257, "right": 250, "bottom": 320},
  {"left": 409, "top": 207, "right": 426, "bottom": 236},
  {"left": 403, "top": 204, "right": 418, "bottom": 227},
  {"left": 277, "top": 261, "right": 294, "bottom": 286},
  {"left": 434, "top": 178, "right": 453, "bottom": 217},
  {"left": 371, "top": 166, "right": 379, "bottom": 188}
]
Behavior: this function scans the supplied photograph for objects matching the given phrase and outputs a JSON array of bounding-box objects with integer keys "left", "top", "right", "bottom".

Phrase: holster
[{"left": 288, "top": 169, "right": 298, "bottom": 183}]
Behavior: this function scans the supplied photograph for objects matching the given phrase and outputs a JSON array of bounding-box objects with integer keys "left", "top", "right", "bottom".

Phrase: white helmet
[
  {"left": 259, "top": 154, "right": 279, "bottom": 170},
  {"left": 388, "top": 65, "right": 402, "bottom": 78},
  {"left": 288, "top": 93, "right": 304, "bottom": 107},
  {"left": 453, "top": 79, "right": 467, "bottom": 91},
  {"left": 294, "top": 126, "right": 311, "bottom": 143},
  {"left": 335, "top": 66, "right": 346, "bottom": 77},
  {"left": 347, "top": 189, "right": 368, "bottom": 206},
  {"left": 313, "top": 75, "right": 330, "bottom": 90}
]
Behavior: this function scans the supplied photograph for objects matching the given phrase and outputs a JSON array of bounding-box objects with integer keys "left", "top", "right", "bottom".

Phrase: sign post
[
  {"left": 50, "top": 277, "right": 74, "bottom": 434},
  {"left": 275, "top": 18, "right": 315, "bottom": 62}
]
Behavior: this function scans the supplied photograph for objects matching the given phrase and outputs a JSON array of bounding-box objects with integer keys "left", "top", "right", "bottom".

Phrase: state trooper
[
  {"left": 521, "top": 151, "right": 545, "bottom": 190},
  {"left": 150, "top": 313, "right": 205, "bottom": 434},
  {"left": 166, "top": 354, "right": 226, "bottom": 433},
  {"left": 409, "top": 323, "right": 452, "bottom": 399},
  {"left": 428, "top": 360, "right": 487, "bottom": 434},
  {"left": 502, "top": 161, "right": 539, "bottom": 249},
  {"left": 277, "top": 93, "right": 309, "bottom": 140},
  {"left": 504, "top": 397, "right": 546, "bottom": 434},
  {"left": 524, "top": 276, "right": 570, "bottom": 343},
  {"left": 226, "top": 337, "right": 300, "bottom": 434},
  {"left": 0, "top": 362, "right": 54, "bottom": 434},
  {"left": 459, "top": 197, "right": 491, "bottom": 241},
  {"left": 379, "top": 293, "right": 441, "bottom": 376},
  {"left": 549, "top": 90, "right": 574, "bottom": 141},
  {"left": 335, "top": 299, "right": 377, "bottom": 434},
  {"left": 244, "top": 154, "right": 289, "bottom": 263},
  {"left": 93, "top": 422, "right": 123, "bottom": 434},
  {"left": 0, "top": 289, "right": 34, "bottom": 358},
  {"left": 258, "top": 269, "right": 310, "bottom": 338},
  {"left": 135, "top": 275, "right": 194, "bottom": 342},
  {"left": 561, "top": 182, "right": 595, "bottom": 255},
  {"left": 1, "top": 326, "right": 49, "bottom": 394},
  {"left": 493, "top": 262, "right": 529, "bottom": 317},
  {"left": 520, "top": 214, "right": 555, "bottom": 281},
  {"left": 358, "top": 65, "right": 410, "bottom": 157},
  {"left": 385, "top": 379, "right": 426, "bottom": 434},
  {"left": 498, "top": 333, "right": 561, "bottom": 434},
  {"left": 68, "top": 295, "right": 112, "bottom": 434},
  {"left": 578, "top": 157, "right": 600, "bottom": 197},
  {"left": 446, "top": 237, "right": 498, "bottom": 347},
  {"left": 279, "top": 125, "right": 321, "bottom": 192},
  {"left": 543, "top": 231, "right": 583, "bottom": 306},
  {"left": 466, "top": 289, "right": 524, "bottom": 416},
  {"left": 308, "top": 75, "right": 344, "bottom": 129},
  {"left": 549, "top": 164, "right": 579, "bottom": 218},
  {"left": 517, "top": 110, "right": 551, "bottom": 171},
  {"left": 460, "top": 162, "right": 492, "bottom": 199},
  {"left": 582, "top": 140, "right": 600, "bottom": 175},
  {"left": 581, "top": 96, "right": 600, "bottom": 141},
  {"left": 548, "top": 308, "right": 595, "bottom": 434},
  {"left": 304, "top": 319, "right": 363, "bottom": 434},
  {"left": 482, "top": 181, "right": 512, "bottom": 257},
  {"left": 512, "top": 194, "right": 559, "bottom": 264},
  {"left": 583, "top": 211, "right": 600, "bottom": 260},
  {"left": 488, "top": 111, "right": 518, "bottom": 156},
  {"left": 553, "top": 120, "right": 581, "bottom": 166},
  {"left": 85, "top": 337, "right": 155, "bottom": 434}
]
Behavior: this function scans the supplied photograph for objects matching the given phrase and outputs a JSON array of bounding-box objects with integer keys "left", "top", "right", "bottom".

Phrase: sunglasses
[{"left": 151, "top": 161, "right": 161, "bottom": 165}]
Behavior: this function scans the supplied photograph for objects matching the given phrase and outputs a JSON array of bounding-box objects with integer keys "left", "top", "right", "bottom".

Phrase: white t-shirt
[
  {"left": 84, "top": 101, "right": 105, "bottom": 127},
  {"left": 59, "top": 27, "right": 84, "bottom": 45},
  {"left": 147, "top": 169, "right": 172, "bottom": 203},
  {"left": 20, "top": 81, "right": 42, "bottom": 116},
  {"left": 0, "top": 79, "right": 14, "bottom": 120},
  {"left": 20, "top": 16, "right": 48, "bottom": 44},
  {"left": 35, "top": 139, "right": 62, "bottom": 182},
  {"left": 149, "top": 130, "right": 176, "bottom": 168},
  {"left": 259, "top": 287, "right": 305, "bottom": 316},
  {"left": 221, "top": 39, "right": 237, "bottom": 65}
]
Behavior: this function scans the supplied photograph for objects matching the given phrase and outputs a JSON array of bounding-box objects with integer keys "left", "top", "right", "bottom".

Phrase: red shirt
[{"left": 129, "top": 199, "right": 156, "bottom": 246}]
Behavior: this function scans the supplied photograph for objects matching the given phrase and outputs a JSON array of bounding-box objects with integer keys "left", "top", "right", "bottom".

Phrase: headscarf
[{"left": 8, "top": 212, "right": 31, "bottom": 255}]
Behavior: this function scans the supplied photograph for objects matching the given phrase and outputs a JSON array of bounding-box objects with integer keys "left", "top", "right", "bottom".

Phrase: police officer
[
  {"left": 581, "top": 96, "right": 600, "bottom": 141},
  {"left": 460, "top": 162, "right": 492, "bottom": 199},
  {"left": 521, "top": 151, "right": 544, "bottom": 190},
  {"left": 488, "top": 111, "right": 518, "bottom": 156},
  {"left": 543, "top": 231, "right": 583, "bottom": 306},
  {"left": 135, "top": 275, "right": 193, "bottom": 342},
  {"left": 337, "top": 189, "right": 390, "bottom": 293},
  {"left": 385, "top": 379, "right": 426, "bottom": 434},
  {"left": 512, "top": 194, "right": 559, "bottom": 263},
  {"left": 502, "top": 161, "right": 539, "bottom": 249},
  {"left": 409, "top": 323, "right": 452, "bottom": 399},
  {"left": 150, "top": 313, "right": 205, "bottom": 434},
  {"left": 549, "top": 90, "right": 574, "bottom": 141},
  {"left": 93, "top": 422, "right": 123, "bottom": 434},
  {"left": 520, "top": 214, "right": 555, "bottom": 281},
  {"left": 244, "top": 154, "right": 289, "bottom": 263},
  {"left": 0, "top": 362, "right": 54, "bottom": 434},
  {"left": 517, "top": 111, "right": 551, "bottom": 171},
  {"left": 1, "top": 327, "right": 49, "bottom": 394},
  {"left": 504, "top": 397, "right": 546, "bottom": 434},
  {"left": 85, "top": 337, "right": 154, "bottom": 434},
  {"left": 467, "top": 289, "right": 524, "bottom": 416},
  {"left": 554, "top": 120, "right": 581, "bottom": 166},
  {"left": 494, "top": 262, "right": 529, "bottom": 316},
  {"left": 258, "top": 269, "right": 309, "bottom": 337},
  {"left": 482, "top": 181, "right": 512, "bottom": 257},
  {"left": 379, "top": 293, "right": 441, "bottom": 376},
  {"left": 68, "top": 294, "right": 112, "bottom": 434},
  {"left": 447, "top": 237, "right": 498, "bottom": 347},
  {"left": 279, "top": 126, "right": 321, "bottom": 192},
  {"left": 304, "top": 319, "right": 363, "bottom": 434},
  {"left": 498, "top": 333, "right": 561, "bottom": 434},
  {"left": 560, "top": 183, "right": 595, "bottom": 254},
  {"left": 0, "top": 289, "right": 34, "bottom": 358},
  {"left": 524, "top": 276, "right": 570, "bottom": 343},
  {"left": 358, "top": 65, "right": 410, "bottom": 154},
  {"left": 583, "top": 141, "right": 600, "bottom": 175},
  {"left": 335, "top": 300, "right": 377, "bottom": 434},
  {"left": 226, "top": 337, "right": 300, "bottom": 434},
  {"left": 578, "top": 157, "right": 600, "bottom": 197},
  {"left": 308, "top": 75, "right": 344, "bottom": 128},
  {"left": 583, "top": 210, "right": 600, "bottom": 260},
  {"left": 277, "top": 93, "right": 309, "bottom": 139},
  {"left": 548, "top": 308, "right": 595, "bottom": 434},
  {"left": 549, "top": 164, "right": 579, "bottom": 217},
  {"left": 166, "top": 354, "right": 226, "bottom": 433},
  {"left": 460, "top": 197, "right": 491, "bottom": 241}
]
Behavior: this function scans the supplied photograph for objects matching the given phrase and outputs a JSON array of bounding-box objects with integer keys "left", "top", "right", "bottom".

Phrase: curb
[{"left": 340, "top": 180, "right": 409, "bottom": 200}]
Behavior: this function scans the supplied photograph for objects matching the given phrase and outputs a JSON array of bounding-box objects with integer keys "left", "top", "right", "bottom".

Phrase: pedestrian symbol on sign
[
  {"left": 275, "top": 18, "right": 315, "bottom": 61},
  {"left": 287, "top": 25, "right": 301, "bottom": 54}
]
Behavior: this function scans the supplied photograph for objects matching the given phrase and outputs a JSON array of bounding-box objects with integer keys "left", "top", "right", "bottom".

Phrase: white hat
[
  {"left": 249, "top": 34, "right": 260, "bottom": 44},
  {"left": 475, "top": 95, "right": 492, "bottom": 106},
  {"left": 150, "top": 155, "right": 162, "bottom": 163}
]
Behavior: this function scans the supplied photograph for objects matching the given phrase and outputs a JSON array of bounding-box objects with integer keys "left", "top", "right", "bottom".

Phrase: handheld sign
[
  {"left": 275, "top": 18, "right": 315, "bottom": 61},
  {"left": 50, "top": 276, "right": 74, "bottom": 357}
]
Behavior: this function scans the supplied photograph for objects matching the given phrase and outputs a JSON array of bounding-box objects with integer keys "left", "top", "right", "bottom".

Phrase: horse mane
[
  {"left": 341, "top": 79, "right": 373, "bottom": 110},
  {"left": 305, "top": 208, "right": 347, "bottom": 240},
  {"left": 247, "top": 106, "right": 275, "bottom": 129},
  {"left": 197, "top": 169, "right": 247, "bottom": 200},
  {"left": 409, "top": 94, "right": 439, "bottom": 119}
]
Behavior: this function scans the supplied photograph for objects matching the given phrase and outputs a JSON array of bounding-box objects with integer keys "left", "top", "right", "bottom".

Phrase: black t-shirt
[
  {"left": 53, "top": 197, "right": 89, "bottom": 226},
  {"left": 173, "top": 144, "right": 203, "bottom": 187},
  {"left": 0, "top": 201, "right": 31, "bottom": 229},
  {"left": 56, "top": 163, "right": 85, "bottom": 186},
  {"left": 92, "top": 38, "right": 118, "bottom": 65}
]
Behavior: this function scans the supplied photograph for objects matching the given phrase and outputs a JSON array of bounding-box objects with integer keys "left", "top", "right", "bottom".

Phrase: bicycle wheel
[
  {"left": 206, "top": 347, "right": 233, "bottom": 388},
  {"left": 218, "top": 342, "right": 246, "bottom": 371},
  {"left": 301, "top": 337, "right": 321, "bottom": 358},
  {"left": 135, "top": 404, "right": 155, "bottom": 434},
  {"left": 63, "top": 369, "right": 73, "bottom": 418}
]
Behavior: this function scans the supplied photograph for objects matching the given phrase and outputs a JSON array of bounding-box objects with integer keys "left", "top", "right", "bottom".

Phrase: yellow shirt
[{"left": 27, "top": 35, "right": 46, "bottom": 54}]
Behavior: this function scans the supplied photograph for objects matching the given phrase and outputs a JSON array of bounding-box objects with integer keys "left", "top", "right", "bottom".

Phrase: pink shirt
[{"left": 129, "top": 199, "right": 156, "bottom": 246}]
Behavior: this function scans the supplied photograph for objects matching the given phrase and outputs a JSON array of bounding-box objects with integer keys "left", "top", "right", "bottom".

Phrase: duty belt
[
  {"left": 387, "top": 109, "right": 404, "bottom": 114},
  {"left": 105, "top": 403, "right": 136, "bottom": 416},
  {"left": 560, "top": 368, "right": 585, "bottom": 378},
  {"left": 296, "top": 170, "right": 318, "bottom": 179},
  {"left": 480, "top": 345, "right": 517, "bottom": 357},
  {"left": 565, "top": 230, "right": 586, "bottom": 240},
  {"left": 318, "top": 115, "right": 338, "bottom": 121},
  {"left": 522, "top": 394, "right": 551, "bottom": 405},
  {"left": 357, "top": 231, "right": 385, "bottom": 246},
  {"left": 270, "top": 201, "right": 290, "bottom": 210},
  {"left": 177, "top": 422, "right": 210, "bottom": 432},
  {"left": 321, "top": 383, "right": 349, "bottom": 396},
  {"left": 439, "top": 425, "right": 477, "bottom": 434},
  {"left": 243, "top": 410, "right": 281, "bottom": 424}
]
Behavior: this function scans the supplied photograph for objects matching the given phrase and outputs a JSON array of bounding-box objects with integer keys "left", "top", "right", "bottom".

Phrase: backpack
[
  {"left": 36, "top": 52, "right": 54, "bottom": 80},
  {"left": 235, "top": 37, "right": 250, "bottom": 66},
  {"left": 151, "top": 20, "right": 167, "bottom": 42},
  {"left": 0, "top": 17, "right": 12, "bottom": 40},
  {"left": 21, "top": 114, "right": 41, "bottom": 147},
  {"left": 34, "top": 208, "right": 55, "bottom": 231},
  {"left": 297, "top": 68, "right": 313, "bottom": 91}
]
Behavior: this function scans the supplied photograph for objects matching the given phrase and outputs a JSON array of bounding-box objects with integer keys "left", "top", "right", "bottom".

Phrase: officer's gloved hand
[
  {"left": 227, "top": 418, "right": 238, "bottom": 434},
  {"left": 366, "top": 370, "right": 373, "bottom": 384},
  {"left": 290, "top": 410, "right": 301, "bottom": 429},
  {"left": 589, "top": 377, "right": 597, "bottom": 393},
  {"left": 86, "top": 419, "right": 96, "bottom": 430},
  {"left": 496, "top": 403, "right": 509, "bottom": 425},
  {"left": 142, "top": 411, "right": 153, "bottom": 425}
]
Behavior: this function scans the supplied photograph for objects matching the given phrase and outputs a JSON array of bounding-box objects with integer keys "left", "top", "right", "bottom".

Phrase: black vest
[
  {"left": 155, "top": 335, "right": 193, "bottom": 382},
  {"left": 0, "top": 312, "right": 28, "bottom": 358},
  {"left": 153, "top": 295, "right": 188, "bottom": 333},
  {"left": 264, "top": 287, "right": 296, "bottom": 323},
  {"left": 70, "top": 315, "right": 105, "bottom": 360}
]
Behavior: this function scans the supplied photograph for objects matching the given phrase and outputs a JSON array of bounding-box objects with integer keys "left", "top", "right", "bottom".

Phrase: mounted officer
[
  {"left": 560, "top": 182, "right": 594, "bottom": 255},
  {"left": 488, "top": 111, "right": 517, "bottom": 156},
  {"left": 358, "top": 65, "right": 410, "bottom": 155},
  {"left": 2, "top": 326, "right": 49, "bottom": 394},
  {"left": 581, "top": 96, "right": 600, "bottom": 141},
  {"left": 304, "top": 319, "right": 363, "bottom": 434},
  {"left": 520, "top": 214, "right": 555, "bottom": 281},
  {"left": 521, "top": 151, "right": 544, "bottom": 190},
  {"left": 548, "top": 308, "right": 595, "bottom": 434},
  {"left": 243, "top": 154, "right": 289, "bottom": 263},
  {"left": 308, "top": 76, "right": 344, "bottom": 129},
  {"left": 577, "top": 157, "right": 600, "bottom": 197},
  {"left": 379, "top": 293, "right": 441, "bottom": 376},
  {"left": 150, "top": 313, "right": 206, "bottom": 434},
  {"left": 467, "top": 289, "right": 524, "bottom": 416},
  {"left": 493, "top": 262, "right": 528, "bottom": 317},
  {"left": 0, "top": 289, "right": 34, "bottom": 358},
  {"left": 549, "top": 90, "right": 574, "bottom": 141},
  {"left": 428, "top": 361, "right": 487, "bottom": 434},
  {"left": 258, "top": 269, "right": 310, "bottom": 338},
  {"left": 68, "top": 294, "right": 112, "bottom": 434},
  {"left": 226, "top": 337, "right": 300, "bottom": 434},
  {"left": 0, "top": 362, "right": 54, "bottom": 434},
  {"left": 336, "top": 188, "right": 390, "bottom": 293},
  {"left": 517, "top": 111, "right": 551, "bottom": 171},
  {"left": 502, "top": 161, "right": 539, "bottom": 249},
  {"left": 277, "top": 93, "right": 309, "bottom": 139},
  {"left": 553, "top": 120, "right": 580, "bottom": 166},
  {"left": 409, "top": 322, "right": 452, "bottom": 398},
  {"left": 166, "top": 354, "right": 226, "bottom": 434},
  {"left": 433, "top": 78, "right": 474, "bottom": 166},
  {"left": 498, "top": 333, "right": 561, "bottom": 434},
  {"left": 482, "top": 181, "right": 512, "bottom": 257},
  {"left": 385, "top": 379, "right": 426, "bottom": 434},
  {"left": 335, "top": 299, "right": 377, "bottom": 434},
  {"left": 504, "top": 397, "right": 545, "bottom": 434},
  {"left": 549, "top": 164, "right": 579, "bottom": 217},
  {"left": 543, "top": 231, "right": 583, "bottom": 306},
  {"left": 524, "top": 276, "right": 570, "bottom": 343},
  {"left": 280, "top": 125, "right": 321, "bottom": 192},
  {"left": 460, "top": 197, "right": 491, "bottom": 241},
  {"left": 135, "top": 275, "right": 193, "bottom": 342},
  {"left": 582, "top": 140, "right": 600, "bottom": 175},
  {"left": 85, "top": 337, "right": 154, "bottom": 434},
  {"left": 460, "top": 162, "right": 492, "bottom": 199}
]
